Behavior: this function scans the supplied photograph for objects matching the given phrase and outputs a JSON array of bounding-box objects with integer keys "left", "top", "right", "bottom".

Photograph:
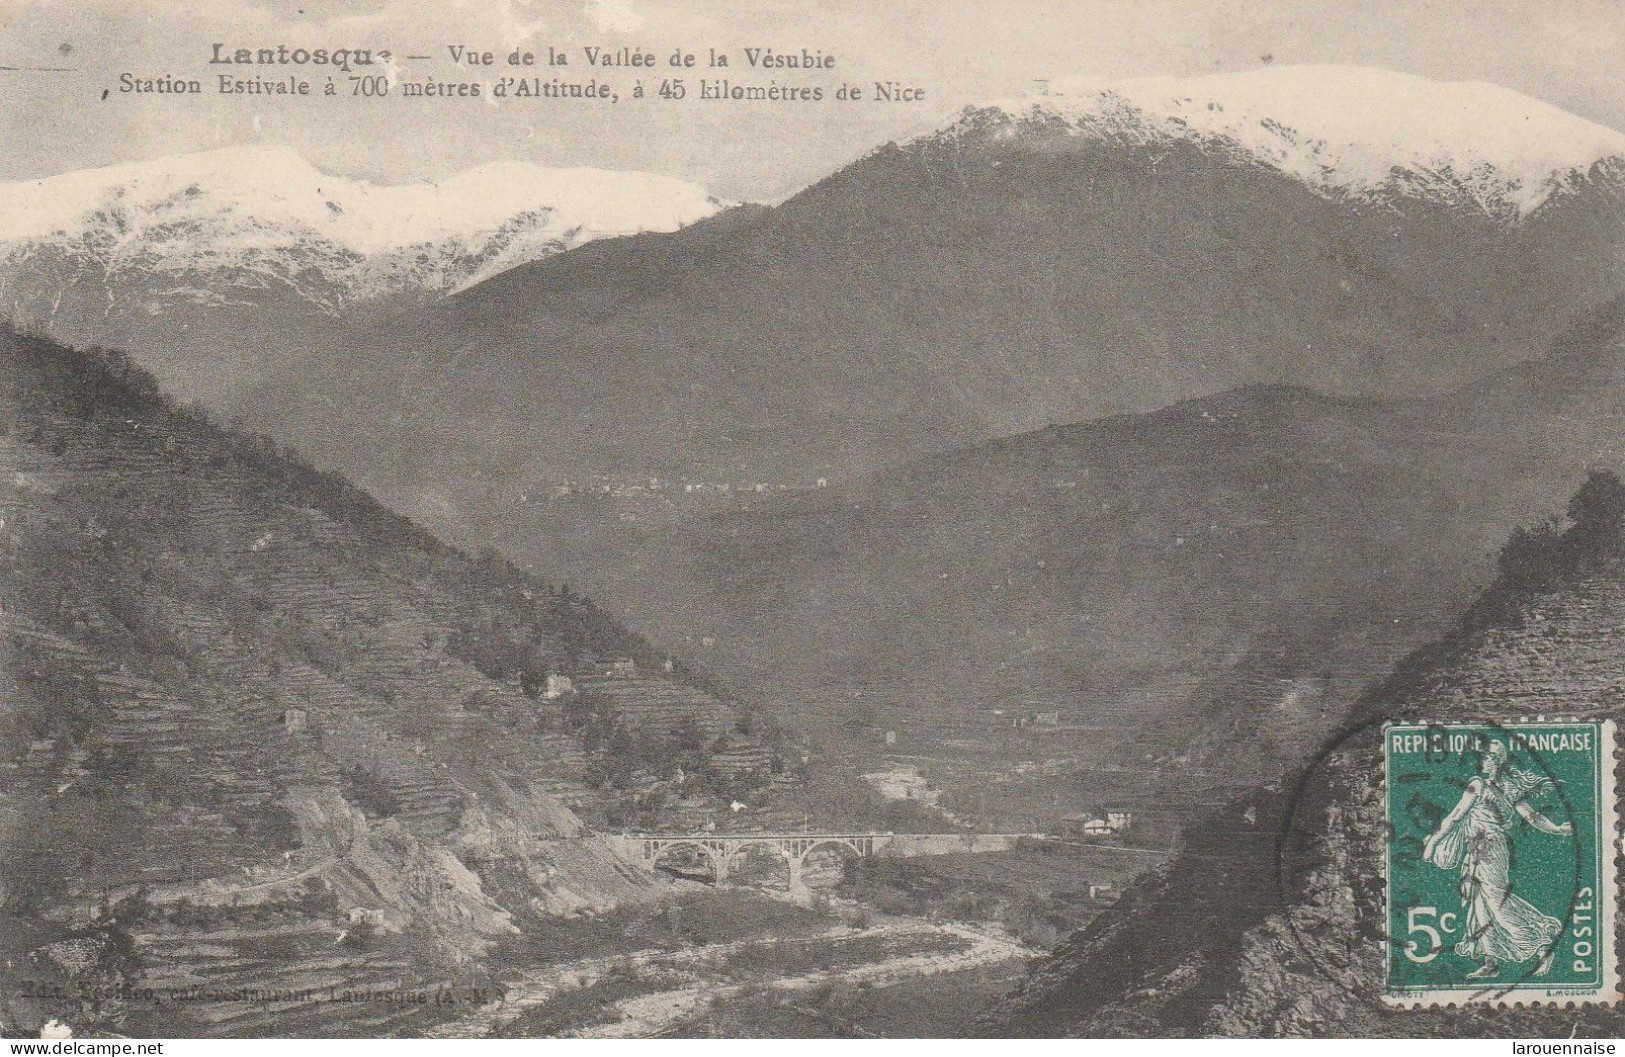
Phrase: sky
[{"left": 3, "top": 0, "right": 1625, "bottom": 201}]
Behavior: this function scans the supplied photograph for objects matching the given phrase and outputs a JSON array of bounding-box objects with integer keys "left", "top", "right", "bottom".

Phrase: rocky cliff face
[{"left": 980, "top": 482, "right": 1625, "bottom": 1037}]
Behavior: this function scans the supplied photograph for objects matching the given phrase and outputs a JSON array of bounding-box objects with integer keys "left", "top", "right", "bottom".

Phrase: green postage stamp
[{"left": 1385, "top": 720, "right": 1619, "bottom": 1006}]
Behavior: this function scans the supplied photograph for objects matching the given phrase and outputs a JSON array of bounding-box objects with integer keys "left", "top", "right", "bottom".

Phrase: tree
[
  {"left": 1495, "top": 470, "right": 1625, "bottom": 592},
  {"left": 672, "top": 714, "right": 708, "bottom": 761},
  {"left": 1567, "top": 469, "right": 1625, "bottom": 559},
  {"left": 596, "top": 724, "right": 638, "bottom": 788},
  {"left": 1495, "top": 518, "right": 1566, "bottom": 589}
]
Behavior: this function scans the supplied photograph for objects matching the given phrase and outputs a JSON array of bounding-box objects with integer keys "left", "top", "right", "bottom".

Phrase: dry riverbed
[{"left": 431, "top": 907, "right": 1036, "bottom": 1038}]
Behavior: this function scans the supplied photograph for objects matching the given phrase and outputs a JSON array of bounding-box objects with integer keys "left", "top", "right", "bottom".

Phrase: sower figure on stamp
[{"left": 1422, "top": 740, "right": 1571, "bottom": 980}]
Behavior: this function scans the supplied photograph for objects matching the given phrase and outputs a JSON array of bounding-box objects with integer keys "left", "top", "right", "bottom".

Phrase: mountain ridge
[
  {"left": 0, "top": 146, "right": 724, "bottom": 403},
  {"left": 467, "top": 290, "right": 1625, "bottom": 846},
  {"left": 0, "top": 325, "right": 797, "bottom": 1037},
  {"left": 226, "top": 65, "right": 1625, "bottom": 508},
  {"left": 0, "top": 144, "right": 724, "bottom": 258},
  {"left": 938, "top": 66, "right": 1625, "bottom": 219}
]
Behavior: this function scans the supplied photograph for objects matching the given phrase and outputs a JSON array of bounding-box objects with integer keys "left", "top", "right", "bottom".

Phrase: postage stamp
[{"left": 1384, "top": 719, "right": 1620, "bottom": 1006}]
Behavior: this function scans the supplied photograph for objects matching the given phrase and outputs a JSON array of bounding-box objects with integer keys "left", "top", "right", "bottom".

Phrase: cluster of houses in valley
[
  {"left": 857, "top": 761, "right": 1135, "bottom": 844},
  {"left": 538, "top": 475, "right": 830, "bottom": 502},
  {"left": 994, "top": 708, "right": 1062, "bottom": 729},
  {"left": 1057, "top": 805, "right": 1135, "bottom": 841},
  {"left": 868, "top": 706, "right": 1095, "bottom": 749}
]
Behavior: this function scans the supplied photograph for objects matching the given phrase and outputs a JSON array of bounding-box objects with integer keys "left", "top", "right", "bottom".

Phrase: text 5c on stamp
[{"left": 1385, "top": 719, "right": 1620, "bottom": 1006}]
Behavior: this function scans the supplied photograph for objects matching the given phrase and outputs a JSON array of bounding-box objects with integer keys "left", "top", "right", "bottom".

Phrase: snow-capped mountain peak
[
  {"left": 0, "top": 146, "right": 726, "bottom": 329},
  {"left": 0, "top": 144, "right": 722, "bottom": 255},
  {"left": 939, "top": 65, "right": 1625, "bottom": 218}
]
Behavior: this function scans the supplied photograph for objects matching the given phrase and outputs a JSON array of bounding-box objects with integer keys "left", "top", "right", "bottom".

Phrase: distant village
[{"left": 535, "top": 475, "right": 831, "bottom": 502}]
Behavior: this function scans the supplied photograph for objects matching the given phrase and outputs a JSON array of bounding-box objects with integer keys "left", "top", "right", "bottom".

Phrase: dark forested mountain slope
[
  {"left": 609, "top": 387, "right": 1470, "bottom": 757},
  {"left": 0, "top": 329, "right": 778, "bottom": 1037},
  {"left": 547, "top": 293, "right": 1625, "bottom": 815},
  {"left": 237, "top": 68, "right": 1625, "bottom": 506}
]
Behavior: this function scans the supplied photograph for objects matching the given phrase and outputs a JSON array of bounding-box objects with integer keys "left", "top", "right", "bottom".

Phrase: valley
[
  {"left": 133, "top": 70, "right": 1625, "bottom": 873},
  {"left": 6, "top": 54, "right": 1625, "bottom": 1040},
  {"left": 0, "top": 326, "right": 1166, "bottom": 1039}
]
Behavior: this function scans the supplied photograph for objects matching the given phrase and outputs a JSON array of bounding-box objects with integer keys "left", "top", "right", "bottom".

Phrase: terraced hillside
[
  {"left": 979, "top": 474, "right": 1625, "bottom": 1036},
  {"left": 0, "top": 329, "right": 782, "bottom": 1037}
]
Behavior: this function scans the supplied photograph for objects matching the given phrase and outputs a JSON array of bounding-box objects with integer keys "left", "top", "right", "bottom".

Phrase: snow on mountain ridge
[
  {"left": 0, "top": 145, "right": 723, "bottom": 255},
  {"left": 937, "top": 65, "right": 1625, "bottom": 217}
]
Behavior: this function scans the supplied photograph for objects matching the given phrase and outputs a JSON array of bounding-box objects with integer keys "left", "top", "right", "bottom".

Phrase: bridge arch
[
  {"left": 795, "top": 838, "right": 866, "bottom": 890},
  {"left": 650, "top": 840, "right": 724, "bottom": 882},
  {"left": 613, "top": 832, "right": 921, "bottom": 894},
  {"left": 720, "top": 841, "right": 796, "bottom": 891},
  {"left": 798, "top": 837, "right": 868, "bottom": 862}
]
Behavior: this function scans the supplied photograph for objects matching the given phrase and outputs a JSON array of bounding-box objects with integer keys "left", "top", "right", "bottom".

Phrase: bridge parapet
[
  {"left": 876, "top": 833, "right": 1032, "bottom": 857},
  {"left": 604, "top": 831, "right": 891, "bottom": 861}
]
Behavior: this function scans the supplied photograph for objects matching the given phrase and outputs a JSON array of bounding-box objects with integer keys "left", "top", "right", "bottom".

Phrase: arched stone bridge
[{"left": 603, "top": 831, "right": 1033, "bottom": 894}]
